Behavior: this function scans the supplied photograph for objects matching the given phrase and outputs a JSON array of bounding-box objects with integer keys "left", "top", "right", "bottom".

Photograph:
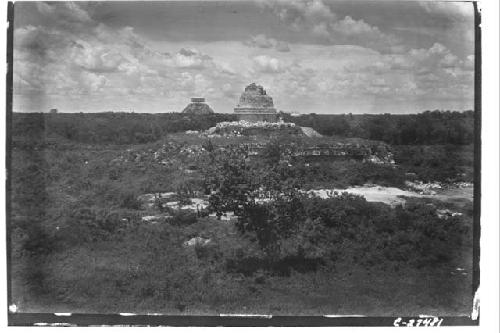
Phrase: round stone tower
[{"left": 234, "top": 83, "right": 278, "bottom": 122}]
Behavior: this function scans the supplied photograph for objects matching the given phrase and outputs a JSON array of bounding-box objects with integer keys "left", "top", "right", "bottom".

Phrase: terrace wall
[{"left": 236, "top": 113, "right": 279, "bottom": 122}]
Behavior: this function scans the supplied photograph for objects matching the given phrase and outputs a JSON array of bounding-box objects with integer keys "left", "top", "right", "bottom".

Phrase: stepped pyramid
[{"left": 182, "top": 98, "right": 214, "bottom": 115}]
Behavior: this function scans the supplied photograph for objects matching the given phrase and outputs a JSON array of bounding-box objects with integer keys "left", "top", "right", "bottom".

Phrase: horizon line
[{"left": 12, "top": 109, "right": 475, "bottom": 115}]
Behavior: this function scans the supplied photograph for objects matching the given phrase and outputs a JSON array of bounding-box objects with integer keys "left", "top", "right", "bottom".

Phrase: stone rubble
[
  {"left": 138, "top": 193, "right": 209, "bottom": 212},
  {"left": 183, "top": 237, "right": 212, "bottom": 247},
  {"left": 405, "top": 180, "right": 442, "bottom": 195},
  {"left": 141, "top": 215, "right": 173, "bottom": 223},
  {"left": 436, "top": 209, "right": 463, "bottom": 220}
]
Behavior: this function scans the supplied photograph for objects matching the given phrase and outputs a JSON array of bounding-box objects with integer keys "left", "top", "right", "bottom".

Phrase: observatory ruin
[{"left": 233, "top": 83, "right": 278, "bottom": 122}]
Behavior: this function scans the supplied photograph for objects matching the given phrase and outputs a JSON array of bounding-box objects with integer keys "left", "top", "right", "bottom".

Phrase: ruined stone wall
[
  {"left": 242, "top": 126, "right": 303, "bottom": 136},
  {"left": 237, "top": 113, "right": 278, "bottom": 122},
  {"left": 237, "top": 93, "right": 274, "bottom": 108}
]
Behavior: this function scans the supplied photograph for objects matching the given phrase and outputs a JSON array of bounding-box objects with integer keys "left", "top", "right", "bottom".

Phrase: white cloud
[
  {"left": 261, "top": 0, "right": 401, "bottom": 52},
  {"left": 246, "top": 34, "right": 274, "bottom": 48},
  {"left": 311, "top": 22, "right": 330, "bottom": 38},
  {"left": 70, "top": 41, "right": 125, "bottom": 73},
  {"left": 245, "top": 34, "right": 291, "bottom": 52},
  {"left": 275, "top": 41, "right": 291, "bottom": 52},
  {"left": 173, "top": 48, "right": 214, "bottom": 69},
  {"left": 13, "top": 1, "right": 474, "bottom": 113},
  {"left": 262, "top": 0, "right": 336, "bottom": 31},
  {"left": 13, "top": 2, "right": 234, "bottom": 108},
  {"left": 80, "top": 72, "right": 107, "bottom": 93},
  {"left": 34, "top": 1, "right": 93, "bottom": 33},
  {"left": 419, "top": 1, "right": 474, "bottom": 19},
  {"left": 252, "top": 55, "right": 287, "bottom": 73},
  {"left": 332, "top": 16, "right": 380, "bottom": 36}
]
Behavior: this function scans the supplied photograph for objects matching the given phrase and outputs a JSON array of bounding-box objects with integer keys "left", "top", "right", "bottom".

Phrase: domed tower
[{"left": 233, "top": 83, "right": 278, "bottom": 122}]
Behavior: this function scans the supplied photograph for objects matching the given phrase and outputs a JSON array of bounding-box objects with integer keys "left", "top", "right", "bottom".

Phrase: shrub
[
  {"left": 120, "top": 191, "right": 142, "bottom": 210},
  {"left": 194, "top": 242, "right": 221, "bottom": 261},
  {"left": 170, "top": 211, "right": 198, "bottom": 226},
  {"left": 236, "top": 203, "right": 280, "bottom": 256},
  {"left": 58, "top": 207, "right": 125, "bottom": 244},
  {"left": 235, "top": 193, "right": 470, "bottom": 271}
]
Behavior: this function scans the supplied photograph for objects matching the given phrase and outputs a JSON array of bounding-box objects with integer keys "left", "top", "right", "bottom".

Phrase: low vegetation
[{"left": 9, "top": 111, "right": 475, "bottom": 315}]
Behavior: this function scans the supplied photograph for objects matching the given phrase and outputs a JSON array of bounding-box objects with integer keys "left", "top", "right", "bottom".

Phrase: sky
[{"left": 12, "top": 0, "right": 475, "bottom": 114}]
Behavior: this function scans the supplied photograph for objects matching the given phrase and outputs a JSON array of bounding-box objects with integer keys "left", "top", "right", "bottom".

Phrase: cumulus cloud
[
  {"left": 252, "top": 55, "right": 287, "bottom": 73},
  {"left": 333, "top": 16, "right": 373, "bottom": 35},
  {"left": 245, "top": 34, "right": 291, "bottom": 52},
  {"left": 261, "top": 0, "right": 336, "bottom": 31},
  {"left": 36, "top": 1, "right": 92, "bottom": 24},
  {"left": 246, "top": 34, "right": 274, "bottom": 48},
  {"left": 260, "top": 0, "right": 402, "bottom": 52},
  {"left": 173, "top": 48, "right": 215, "bottom": 69},
  {"left": 70, "top": 41, "right": 126, "bottom": 73},
  {"left": 419, "top": 1, "right": 474, "bottom": 19},
  {"left": 324, "top": 42, "right": 474, "bottom": 102},
  {"left": 275, "top": 41, "right": 291, "bottom": 52},
  {"left": 13, "top": 1, "right": 474, "bottom": 113},
  {"left": 13, "top": 1, "right": 241, "bottom": 110},
  {"left": 407, "top": 42, "right": 464, "bottom": 70}
]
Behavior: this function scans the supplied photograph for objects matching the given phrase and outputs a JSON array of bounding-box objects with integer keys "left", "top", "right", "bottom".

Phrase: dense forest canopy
[
  {"left": 11, "top": 113, "right": 237, "bottom": 145},
  {"left": 281, "top": 110, "right": 475, "bottom": 145},
  {"left": 11, "top": 110, "right": 475, "bottom": 146}
]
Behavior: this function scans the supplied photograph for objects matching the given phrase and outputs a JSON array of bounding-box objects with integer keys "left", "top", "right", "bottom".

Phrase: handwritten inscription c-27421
[{"left": 393, "top": 317, "right": 444, "bottom": 327}]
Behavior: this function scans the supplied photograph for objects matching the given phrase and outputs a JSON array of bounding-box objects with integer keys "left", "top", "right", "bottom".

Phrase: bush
[
  {"left": 59, "top": 207, "right": 125, "bottom": 244},
  {"left": 393, "top": 145, "right": 474, "bottom": 183},
  {"left": 194, "top": 242, "right": 221, "bottom": 261},
  {"left": 170, "top": 211, "right": 198, "bottom": 226},
  {"left": 120, "top": 191, "right": 142, "bottom": 210},
  {"left": 236, "top": 192, "right": 306, "bottom": 258},
  {"left": 235, "top": 193, "right": 471, "bottom": 271}
]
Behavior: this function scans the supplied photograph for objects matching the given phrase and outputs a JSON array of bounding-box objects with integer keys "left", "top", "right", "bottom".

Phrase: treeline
[
  {"left": 393, "top": 144, "right": 474, "bottom": 182},
  {"left": 12, "top": 110, "right": 475, "bottom": 146},
  {"left": 282, "top": 110, "right": 475, "bottom": 145},
  {"left": 12, "top": 112, "right": 237, "bottom": 145}
]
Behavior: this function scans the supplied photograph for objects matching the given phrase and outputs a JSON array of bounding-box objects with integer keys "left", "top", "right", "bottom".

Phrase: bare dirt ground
[{"left": 310, "top": 185, "right": 473, "bottom": 207}]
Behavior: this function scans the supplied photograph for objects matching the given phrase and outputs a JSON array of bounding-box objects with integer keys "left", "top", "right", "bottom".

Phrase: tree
[
  {"left": 204, "top": 146, "right": 257, "bottom": 218},
  {"left": 236, "top": 189, "right": 306, "bottom": 258}
]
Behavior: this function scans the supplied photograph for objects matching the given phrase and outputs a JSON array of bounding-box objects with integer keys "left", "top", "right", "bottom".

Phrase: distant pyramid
[{"left": 182, "top": 98, "right": 214, "bottom": 115}]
